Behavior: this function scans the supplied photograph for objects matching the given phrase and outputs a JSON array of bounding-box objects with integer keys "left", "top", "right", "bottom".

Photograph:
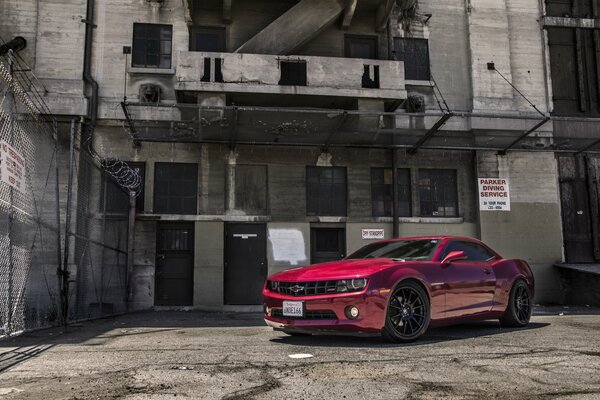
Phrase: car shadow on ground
[{"left": 269, "top": 321, "right": 550, "bottom": 348}]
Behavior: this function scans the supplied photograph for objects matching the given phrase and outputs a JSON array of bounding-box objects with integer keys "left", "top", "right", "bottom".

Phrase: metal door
[
  {"left": 224, "top": 224, "right": 267, "bottom": 305},
  {"left": 311, "top": 228, "right": 345, "bottom": 264},
  {"left": 155, "top": 223, "right": 194, "bottom": 306},
  {"left": 559, "top": 156, "right": 595, "bottom": 263}
]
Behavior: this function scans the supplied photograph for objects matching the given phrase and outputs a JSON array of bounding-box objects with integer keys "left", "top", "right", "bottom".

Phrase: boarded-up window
[
  {"left": 371, "top": 168, "right": 412, "bottom": 217},
  {"left": 394, "top": 38, "right": 431, "bottom": 81},
  {"left": 154, "top": 163, "right": 198, "bottom": 215},
  {"left": 306, "top": 167, "right": 347, "bottom": 216},
  {"left": 418, "top": 169, "right": 458, "bottom": 217},
  {"left": 234, "top": 165, "right": 268, "bottom": 215}
]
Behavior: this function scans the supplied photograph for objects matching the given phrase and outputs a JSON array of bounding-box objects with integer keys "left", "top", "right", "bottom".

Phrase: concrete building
[{"left": 1, "top": 0, "right": 598, "bottom": 312}]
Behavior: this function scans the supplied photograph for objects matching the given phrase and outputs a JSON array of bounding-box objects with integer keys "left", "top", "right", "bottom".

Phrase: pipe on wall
[{"left": 83, "top": 0, "right": 98, "bottom": 126}]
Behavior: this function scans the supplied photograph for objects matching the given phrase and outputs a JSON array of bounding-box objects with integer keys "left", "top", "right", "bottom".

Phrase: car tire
[
  {"left": 499, "top": 279, "right": 532, "bottom": 327},
  {"left": 382, "top": 280, "right": 430, "bottom": 343}
]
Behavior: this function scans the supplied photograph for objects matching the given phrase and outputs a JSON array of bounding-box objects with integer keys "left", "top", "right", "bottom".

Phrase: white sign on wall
[
  {"left": 268, "top": 229, "right": 307, "bottom": 266},
  {"left": 478, "top": 178, "right": 510, "bottom": 211},
  {"left": 0, "top": 140, "right": 26, "bottom": 194},
  {"left": 362, "top": 229, "right": 385, "bottom": 240}
]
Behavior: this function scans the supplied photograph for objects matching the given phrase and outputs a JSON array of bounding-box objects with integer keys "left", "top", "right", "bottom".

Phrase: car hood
[{"left": 268, "top": 258, "right": 402, "bottom": 281}]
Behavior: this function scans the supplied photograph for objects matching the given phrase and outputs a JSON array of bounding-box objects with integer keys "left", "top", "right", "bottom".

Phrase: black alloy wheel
[
  {"left": 383, "top": 281, "right": 430, "bottom": 343},
  {"left": 500, "top": 279, "right": 532, "bottom": 327}
]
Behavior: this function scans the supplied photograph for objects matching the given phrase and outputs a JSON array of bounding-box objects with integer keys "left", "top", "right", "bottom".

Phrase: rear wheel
[
  {"left": 382, "top": 281, "right": 430, "bottom": 343},
  {"left": 500, "top": 279, "right": 532, "bottom": 327}
]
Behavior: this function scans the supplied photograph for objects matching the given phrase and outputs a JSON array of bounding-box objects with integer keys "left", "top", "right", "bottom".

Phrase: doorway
[
  {"left": 558, "top": 156, "right": 600, "bottom": 263},
  {"left": 311, "top": 227, "right": 346, "bottom": 264},
  {"left": 224, "top": 223, "right": 267, "bottom": 305},
  {"left": 155, "top": 223, "right": 194, "bottom": 306}
]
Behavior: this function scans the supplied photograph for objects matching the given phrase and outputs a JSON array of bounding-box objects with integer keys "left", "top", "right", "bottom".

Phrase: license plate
[{"left": 282, "top": 301, "right": 303, "bottom": 317}]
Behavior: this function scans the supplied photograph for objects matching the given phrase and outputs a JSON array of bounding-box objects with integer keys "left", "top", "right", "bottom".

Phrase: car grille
[
  {"left": 271, "top": 309, "right": 338, "bottom": 320},
  {"left": 268, "top": 280, "right": 338, "bottom": 296}
]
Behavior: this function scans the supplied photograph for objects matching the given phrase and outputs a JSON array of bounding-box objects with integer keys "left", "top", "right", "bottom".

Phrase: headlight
[{"left": 336, "top": 278, "right": 368, "bottom": 293}]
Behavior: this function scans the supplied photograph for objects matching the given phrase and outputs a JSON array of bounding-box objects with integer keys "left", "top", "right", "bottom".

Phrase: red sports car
[{"left": 263, "top": 236, "right": 534, "bottom": 342}]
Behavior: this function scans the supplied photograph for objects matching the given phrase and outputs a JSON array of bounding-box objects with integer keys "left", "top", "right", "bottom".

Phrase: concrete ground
[{"left": 0, "top": 308, "right": 599, "bottom": 399}]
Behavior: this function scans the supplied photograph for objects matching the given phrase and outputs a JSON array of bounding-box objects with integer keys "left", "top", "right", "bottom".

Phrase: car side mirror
[{"left": 441, "top": 251, "right": 468, "bottom": 265}]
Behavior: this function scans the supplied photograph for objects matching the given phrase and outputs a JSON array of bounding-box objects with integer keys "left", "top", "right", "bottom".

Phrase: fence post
[
  {"left": 53, "top": 121, "right": 63, "bottom": 324},
  {"left": 61, "top": 119, "right": 76, "bottom": 325},
  {"left": 126, "top": 191, "right": 136, "bottom": 309},
  {"left": 5, "top": 49, "right": 15, "bottom": 333}
]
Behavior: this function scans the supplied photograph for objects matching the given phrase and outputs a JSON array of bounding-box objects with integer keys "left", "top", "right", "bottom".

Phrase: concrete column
[
  {"left": 476, "top": 151, "right": 563, "bottom": 304},
  {"left": 466, "top": 0, "right": 514, "bottom": 111}
]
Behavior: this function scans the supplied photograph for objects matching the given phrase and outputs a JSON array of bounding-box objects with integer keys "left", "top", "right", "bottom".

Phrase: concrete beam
[
  {"left": 341, "top": 0, "right": 358, "bottom": 30},
  {"left": 543, "top": 16, "right": 600, "bottom": 30},
  {"left": 223, "top": 0, "right": 232, "bottom": 24},
  {"left": 375, "top": 0, "right": 395, "bottom": 32},
  {"left": 235, "top": 0, "right": 345, "bottom": 55}
]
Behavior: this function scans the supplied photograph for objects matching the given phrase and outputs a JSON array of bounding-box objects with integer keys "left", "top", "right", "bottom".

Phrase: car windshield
[{"left": 346, "top": 239, "right": 440, "bottom": 261}]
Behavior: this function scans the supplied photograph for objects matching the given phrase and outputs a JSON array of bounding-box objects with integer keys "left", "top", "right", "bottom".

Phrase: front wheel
[
  {"left": 382, "top": 281, "right": 430, "bottom": 343},
  {"left": 499, "top": 279, "right": 532, "bottom": 327}
]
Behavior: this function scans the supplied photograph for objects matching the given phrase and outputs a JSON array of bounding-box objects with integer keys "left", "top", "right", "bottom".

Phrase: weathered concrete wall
[
  {"left": 194, "top": 221, "right": 224, "bottom": 309},
  {"left": 477, "top": 151, "right": 563, "bottom": 303}
]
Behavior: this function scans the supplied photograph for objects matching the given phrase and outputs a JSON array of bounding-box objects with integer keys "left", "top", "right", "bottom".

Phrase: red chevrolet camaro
[{"left": 263, "top": 236, "right": 534, "bottom": 342}]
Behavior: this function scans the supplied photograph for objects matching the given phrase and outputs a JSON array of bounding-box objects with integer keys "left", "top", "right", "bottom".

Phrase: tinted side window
[{"left": 442, "top": 241, "right": 495, "bottom": 262}]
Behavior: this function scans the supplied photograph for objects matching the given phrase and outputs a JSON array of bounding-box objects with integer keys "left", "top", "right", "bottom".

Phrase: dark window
[
  {"left": 371, "top": 168, "right": 411, "bottom": 217},
  {"left": 234, "top": 165, "right": 268, "bottom": 215},
  {"left": 132, "top": 23, "right": 172, "bottom": 69},
  {"left": 394, "top": 38, "right": 431, "bottom": 81},
  {"left": 418, "top": 169, "right": 458, "bottom": 217},
  {"left": 397, "top": 168, "right": 412, "bottom": 217},
  {"left": 101, "top": 162, "right": 145, "bottom": 213},
  {"left": 345, "top": 35, "right": 378, "bottom": 59},
  {"left": 547, "top": 26, "right": 600, "bottom": 116},
  {"left": 442, "top": 241, "right": 496, "bottom": 262},
  {"left": 189, "top": 26, "right": 226, "bottom": 52},
  {"left": 306, "top": 167, "right": 347, "bottom": 216},
  {"left": 154, "top": 163, "right": 198, "bottom": 214},
  {"left": 279, "top": 61, "right": 307, "bottom": 86},
  {"left": 362, "top": 65, "right": 380, "bottom": 89}
]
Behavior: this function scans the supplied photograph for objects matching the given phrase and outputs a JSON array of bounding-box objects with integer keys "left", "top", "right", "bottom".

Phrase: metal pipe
[
  {"left": 6, "top": 50, "right": 15, "bottom": 333},
  {"left": 392, "top": 148, "right": 399, "bottom": 238},
  {"left": 126, "top": 192, "right": 136, "bottom": 307},
  {"left": 83, "top": 0, "right": 98, "bottom": 126}
]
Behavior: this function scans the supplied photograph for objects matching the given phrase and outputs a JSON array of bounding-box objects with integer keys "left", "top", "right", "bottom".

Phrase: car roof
[{"left": 379, "top": 235, "right": 483, "bottom": 243}]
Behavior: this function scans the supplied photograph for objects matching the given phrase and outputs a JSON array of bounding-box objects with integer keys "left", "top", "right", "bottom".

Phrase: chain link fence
[
  {"left": 0, "top": 46, "right": 138, "bottom": 337},
  {"left": 0, "top": 53, "right": 62, "bottom": 336},
  {"left": 67, "top": 126, "right": 131, "bottom": 321}
]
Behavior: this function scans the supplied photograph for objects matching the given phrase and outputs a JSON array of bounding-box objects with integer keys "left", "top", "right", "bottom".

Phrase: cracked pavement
[{"left": 0, "top": 309, "right": 599, "bottom": 399}]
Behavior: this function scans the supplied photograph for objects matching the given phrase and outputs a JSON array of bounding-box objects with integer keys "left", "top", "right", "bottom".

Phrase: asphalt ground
[{"left": 0, "top": 307, "right": 598, "bottom": 399}]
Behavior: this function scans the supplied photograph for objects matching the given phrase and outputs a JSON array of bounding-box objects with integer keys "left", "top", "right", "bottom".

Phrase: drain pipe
[{"left": 83, "top": 0, "right": 98, "bottom": 127}]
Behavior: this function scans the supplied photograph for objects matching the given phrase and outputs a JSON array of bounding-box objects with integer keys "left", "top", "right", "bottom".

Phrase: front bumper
[{"left": 263, "top": 289, "right": 388, "bottom": 334}]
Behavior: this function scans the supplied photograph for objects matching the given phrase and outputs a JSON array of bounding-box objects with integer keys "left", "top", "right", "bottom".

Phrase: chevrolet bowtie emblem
[{"left": 290, "top": 285, "right": 304, "bottom": 294}]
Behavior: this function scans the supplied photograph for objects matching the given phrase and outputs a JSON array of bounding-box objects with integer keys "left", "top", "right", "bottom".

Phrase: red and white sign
[
  {"left": 362, "top": 229, "right": 385, "bottom": 240},
  {"left": 479, "top": 178, "right": 510, "bottom": 211},
  {"left": 0, "top": 140, "right": 26, "bottom": 194}
]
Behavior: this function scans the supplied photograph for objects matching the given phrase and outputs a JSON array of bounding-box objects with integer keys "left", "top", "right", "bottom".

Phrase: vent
[{"left": 139, "top": 84, "right": 161, "bottom": 104}]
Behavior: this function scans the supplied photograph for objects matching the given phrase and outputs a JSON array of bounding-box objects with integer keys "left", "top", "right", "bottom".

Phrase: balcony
[{"left": 175, "top": 51, "right": 407, "bottom": 101}]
